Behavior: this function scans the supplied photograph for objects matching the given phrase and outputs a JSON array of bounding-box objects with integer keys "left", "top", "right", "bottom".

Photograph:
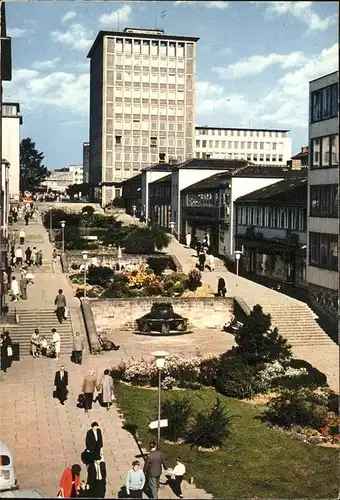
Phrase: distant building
[
  {"left": 195, "top": 126, "right": 292, "bottom": 165},
  {"left": 83, "top": 142, "right": 90, "bottom": 183},
  {"left": 87, "top": 27, "right": 199, "bottom": 206},
  {"left": 2, "top": 102, "right": 22, "bottom": 200},
  {"left": 307, "top": 71, "right": 339, "bottom": 320},
  {"left": 287, "top": 146, "right": 308, "bottom": 168},
  {"left": 42, "top": 165, "right": 83, "bottom": 193}
]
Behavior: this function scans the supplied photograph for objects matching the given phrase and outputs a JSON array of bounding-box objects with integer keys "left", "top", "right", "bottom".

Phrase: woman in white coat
[
  {"left": 100, "top": 369, "right": 114, "bottom": 411},
  {"left": 10, "top": 276, "right": 20, "bottom": 301},
  {"left": 51, "top": 328, "right": 61, "bottom": 359}
]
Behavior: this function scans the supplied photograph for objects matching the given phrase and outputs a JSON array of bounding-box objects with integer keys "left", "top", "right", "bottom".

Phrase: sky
[{"left": 4, "top": 0, "right": 338, "bottom": 171}]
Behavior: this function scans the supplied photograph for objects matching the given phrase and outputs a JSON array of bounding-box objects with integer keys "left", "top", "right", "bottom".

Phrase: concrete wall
[
  {"left": 2, "top": 116, "right": 20, "bottom": 199},
  {"left": 91, "top": 297, "right": 233, "bottom": 331}
]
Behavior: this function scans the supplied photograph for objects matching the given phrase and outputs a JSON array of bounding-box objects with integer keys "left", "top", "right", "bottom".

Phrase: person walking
[
  {"left": 207, "top": 252, "right": 215, "bottom": 272},
  {"left": 37, "top": 249, "right": 43, "bottom": 267},
  {"left": 59, "top": 464, "right": 81, "bottom": 499},
  {"left": 11, "top": 276, "right": 20, "bottom": 302},
  {"left": 126, "top": 460, "right": 145, "bottom": 499},
  {"left": 54, "top": 365, "right": 69, "bottom": 405},
  {"left": 85, "top": 422, "right": 103, "bottom": 461},
  {"left": 54, "top": 289, "right": 67, "bottom": 324},
  {"left": 30, "top": 329, "right": 41, "bottom": 358},
  {"left": 24, "top": 212, "right": 30, "bottom": 226},
  {"left": 51, "top": 328, "right": 61, "bottom": 359},
  {"left": 81, "top": 370, "right": 99, "bottom": 413},
  {"left": 19, "top": 228, "right": 25, "bottom": 245},
  {"left": 15, "top": 246, "right": 23, "bottom": 267},
  {"left": 185, "top": 233, "right": 191, "bottom": 248},
  {"left": 52, "top": 248, "right": 58, "bottom": 263},
  {"left": 3, "top": 270, "right": 8, "bottom": 295},
  {"left": 31, "top": 247, "right": 37, "bottom": 266},
  {"left": 25, "top": 247, "right": 32, "bottom": 265},
  {"left": 0, "top": 331, "right": 13, "bottom": 373},
  {"left": 168, "top": 457, "right": 186, "bottom": 499},
  {"left": 196, "top": 241, "right": 202, "bottom": 257},
  {"left": 87, "top": 456, "right": 107, "bottom": 498},
  {"left": 100, "top": 369, "right": 114, "bottom": 411},
  {"left": 198, "top": 251, "right": 206, "bottom": 272},
  {"left": 143, "top": 441, "right": 168, "bottom": 500},
  {"left": 72, "top": 332, "right": 84, "bottom": 365},
  {"left": 20, "top": 269, "right": 28, "bottom": 300},
  {"left": 217, "top": 276, "right": 227, "bottom": 297}
]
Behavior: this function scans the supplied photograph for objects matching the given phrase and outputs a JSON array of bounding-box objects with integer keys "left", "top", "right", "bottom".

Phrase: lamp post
[
  {"left": 49, "top": 206, "right": 53, "bottom": 241},
  {"left": 60, "top": 220, "right": 66, "bottom": 254},
  {"left": 82, "top": 250, "right": 89, "bottom": 298},
  {"left": 132, "top": 205, "right": 136, "bottom": 218},
  {"left": 234, "top": 250, "right": 243, "bottom": 287},
  {"left": 169, "top": 221, "right": 175, "bottom": 235},
  {"left": 152, "top": 350, "right": 168, "bottom": 450}
]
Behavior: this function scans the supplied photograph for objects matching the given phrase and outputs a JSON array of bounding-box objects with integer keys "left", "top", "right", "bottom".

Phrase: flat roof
[
  {"left": 195, "top": 125, "right": 290, "bottom": 132},
  {"left": 309, "top": 71, "right": 338, "bottom": 84},
  {"left": 88, "top": 30, "right": 200, "bottom": 58}
]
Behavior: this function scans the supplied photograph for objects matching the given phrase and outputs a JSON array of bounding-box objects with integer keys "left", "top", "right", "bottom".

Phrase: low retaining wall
[{"left": 90, "top": 297, "right": 234, "bottom": 331}]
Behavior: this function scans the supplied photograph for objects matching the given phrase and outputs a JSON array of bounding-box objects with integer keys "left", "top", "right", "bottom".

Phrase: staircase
[
  {"left": 8, "top": 309, "right": 75, "bottom": 357},
  {"left": 262, "top": 303, "right": 336, "bottom": 347}
]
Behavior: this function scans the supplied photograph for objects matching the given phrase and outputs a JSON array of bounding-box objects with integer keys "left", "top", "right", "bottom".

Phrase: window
[
  {"left": 309, "top": 232, "right": 338, "bottom": 271},
  {"left": 177, "top": 123, "right": 183, "bottom": 132},
  {"left": 115, "top": 152, "right": 121, "bottom": 161},
  {"left": 234, "top": 141, "right": 239, "bottom": 149},
  {"left": 321, "top": 136, "right": 330, "bottom": 166},
  {"left": 241, "top": 141, "right": 245, "bottom": 149},
  {"left": 237, "top": 130, "right": 240, "bottom": 136},
  {"left": 259, "top": 154, "right": 264, "bottom": 161},
  {"left": 177, "top": 138, "right": 183, "bottom": 147},
  {"left": 312, "top": 134, "right": 338, "bottom": 168},
  {"left": 160, "top": 123, "right": 166, "bottom": 131},
  {"left": 253, "top": 142, "right": 258, "bottom": 149},
  {"left": 124, "top": 153, "right": 131, "bottom": 162},
  {"left": 272, "top": 142, "right": 277, "bottom": 150},
  {"left": 312, "top": 138, "right": 321, "bottom": 167},
  {"left": 106, "top": 135, "right": 113, "bottom": 150},
  {"left": 310, "top": 185, "right": 338, "bottom": 218},
  {"left": 259, "top": 142, "right": 264, "bottom": 149},
  {"left": 330, "top": 135, "right": 338, "bottom": 165},
  {"left": 247, "top": 142, "right": 251, "bottom": 148},
  {"left": 209, "top": 140, "right": 213, "bottom": 148},
  {"left": 227, "top": 141, "right": 232, "bottom": 148},
  {"left": 253, "top": 154, "right": 258, "bottom": 161},
  {"left": 331, "top": 84, "right": 338, "bottom": 116},
  {"left": 266, "top": 154, "right": 270, "bottom": 162},
  {"left": 150, "top": 137, "right": 157, "bottom": 147},
  {"left": 124, "top": 137, "right": 131, "bottom": 146},
  {"left": 196, "top": 140, "right": 200, "bottom": 147},
  {"left": 116, "top": 72, "right": 122, "bottom": 81},
  {"left": 202, "top": 140, "right": 207, "bottom": 148},
  {"left": 265, "top": 142, "right": 271, "bottom": 150},
  {"left": 215, "top": 141, "right": 220, "bottom": 148},
  {"left": 278, "top": 155, "right": 283, "bottom": 162},
  {"left": 311, "top": 83, "right": 338, "bottom": 122},
  {"left": 115, "top": 135, "right": 122, "bottom": 145}
]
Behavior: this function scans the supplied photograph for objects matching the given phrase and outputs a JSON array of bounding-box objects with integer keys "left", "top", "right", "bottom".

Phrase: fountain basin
[{"left": 136, "top": 302, "right": 188, "bottom": 335}]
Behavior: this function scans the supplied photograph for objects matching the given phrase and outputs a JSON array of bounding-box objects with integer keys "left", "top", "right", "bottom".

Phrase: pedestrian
[
  {"left": 59, "top": 464, "right": 81, "bottom": 499},
  {"left": 168, "top": 457, "right": 186, "bottom": 499},
  {"left": 85, "top": 421, "right": 103, "bottom": 460},
  {"left": 15, "top": 246, "right": 23, "bottom": 266},
  {"left": 207, "top": 252, "right": 215, "bottom": 272},
  {"left": 198, "top": 251, "right": 206, "bottom": 271},
  {"left": 196, "top": 241, "right": 201, "bottom": 257},
  {"left": 20, "top": 269, "right": 28, "bottom": 300},
  {"left": 24, "top": 212, "right": 30, "bottom": 226},
  {"left": 51, "top": 328, "right": 61, "bottom": 359},
  {"left": 143, "top": 441, "right": 168, "bottom": 500},
  {"left": 54, "top": 364, "right": 69, "bottom": 405},
  {"left": 217, "top": 276, "right": 227, "bottom": 297},
  {"left": 30, "top": 329, "right": 41, "bottom": 358},
  {"left": 11, "top": 276, "right": 20, "bottom": 302},
  {"left": 31, "top": 247, "right": 37, "bottom": 266},
  {"left": 126, "top": 460, "right": 145, "bottom": 499},
  {"left": 81, "top": 370, "right": 99, "bottom": 413},
  {"left": 185, "top": 233, "right": 191, "bottom": 248},
  {"left": 37, "top": 249, "right": 43, "bottom": 267},
  {"left": 52, "top": 248, "right": 58, "bottom": 263},
  {"left": 100, "top": 369, "right": 114, "bottom": 411},
  {"left": 87, "top": 456, "right": 107, "bottom": 498},
  {"left": 25, "top": 247, "right": 32, "bottom": 265},
  {"left": 0, "top": 331, "right": 13, "bottom": 373},
  {"left": 13, "top": 206, "right": 18, "bottom": 222},
  {"left": 72, "top": 332, "right": 84, "bottom": 365},
  {"left": 54, "top": 288, "right": 67, "bottom": 324},
  {"left": 19, "top": 228, "right": 25, "bottom": 244},
  {"left": 3, "top": 270, "right": 8, "bottom": 295}
]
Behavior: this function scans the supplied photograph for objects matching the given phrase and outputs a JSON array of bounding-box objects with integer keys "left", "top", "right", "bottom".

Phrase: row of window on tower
[{"left": 107, "top": 38, "right": 194, "bottom": 58}]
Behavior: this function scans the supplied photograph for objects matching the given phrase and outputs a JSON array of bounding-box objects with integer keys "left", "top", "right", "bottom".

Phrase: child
[
  {"left": 169, "top": 457, "right": 186, "bottom": 499},
  {"left": 40, "top": 336, "right": 48, "bottom": 357},
  {"left": 125, "top": 460, "right": 145, "bottom": 498}
]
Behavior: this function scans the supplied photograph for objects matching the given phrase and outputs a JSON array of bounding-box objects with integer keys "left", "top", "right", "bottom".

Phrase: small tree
[
  {"left": 187, "top": 397, "right": 233, "bottom": 449},
  {"left": 161, "top": 395, "right": 192, "bottom": 442},
  {"left": 187, "top": 268, "right": 202, "bottom": 291},
  {"left": 20, "top": 137, "right": 50, "bottom": 193},
  {"left": 123, "top": 227, "right": 170, "bottom": 254},
  {"left": 233, "top": 304, "right": 292, "bottom": 365}
]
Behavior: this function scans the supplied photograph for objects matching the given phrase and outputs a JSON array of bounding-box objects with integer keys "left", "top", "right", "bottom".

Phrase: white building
[
  {"left": 42, "top": 165, "right": 83, "bottom": 193},
  {"left": 307, "top": 71, "right": 339, "bottom": 319},
  {"left": 2, "top": 102, "right": 22, "bottom": 200},
  {"left": 87, "top": 27, "right": 199, "bottom": 206},
  {"left": 195, "top": 126, "right": 292, "bottom": 165}
]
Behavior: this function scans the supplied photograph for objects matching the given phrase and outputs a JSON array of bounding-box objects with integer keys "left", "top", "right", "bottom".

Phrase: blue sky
[{"left": 5, "top": 1, "right": 338, "bottom": 171}]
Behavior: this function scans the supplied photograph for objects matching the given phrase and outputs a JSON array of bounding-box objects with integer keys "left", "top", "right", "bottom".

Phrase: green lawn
[{"left": 114, "top": 383, "right": 339, "bottom": 498}]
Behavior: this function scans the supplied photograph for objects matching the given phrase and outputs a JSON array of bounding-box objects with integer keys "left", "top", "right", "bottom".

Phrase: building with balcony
[
  {"left": 87, "top": 27, "right": 199, "bottom": 206},
  {"left": 307, "top": 71, "right": 339, "bottom": 319},
  {"left": 195, "top": 126, "right": 292, "bottom": 165},
  {"left": 235, "top": 177, "right": 307, "bottom": 286},
  {"left": 2, "top": 102, "right": 22, "bottom": 201}
]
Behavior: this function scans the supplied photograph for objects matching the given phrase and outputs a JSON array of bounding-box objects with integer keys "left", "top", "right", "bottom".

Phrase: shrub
[
  {"left": 161, "top": 395, "right": 192, "bottom": 442},
  {"left": 42, "top": 208, "right": 81, "bottom": 229},
  {"left": 199, "top": 356, "right": 220, "bottom": 386},
  {"left": 146, "top": 256, "right": 173, "bottom": 275},
  {"left": 232, "top": 304, "right": 292, "bottom": 366},
  {"left": 187, "top": 268, "right": 202, "bottom": 291},
  {"left": 264, "top": 388, "right": 329, "bottom": 429},
  {"left": 186, "top": 397, "right": 233, "bottom": 449},
  {"left": 215, "top": 355, "right": 267, "bottom": 399},
  {"left": 81, "top": 205, "right": 95, "bottom": 215},
  {"left": 87, "top": 266, "right": 115, "bottom": 287}
]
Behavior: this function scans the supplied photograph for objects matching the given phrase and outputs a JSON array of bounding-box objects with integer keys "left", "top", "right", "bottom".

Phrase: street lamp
[
  {"left": 82, "top": 250, "right": 89, "bottom": 298},
  {"left": 49, "top": 206, "right": 53, "bottom": 241},
  {"left": 132, "top": 205, "right": 136, "bottom": 218},
  {"left": 152, "top": 350, "right": 168, "bottom": 450},
  {"left": 169, "top": 221, "right": 175, "bottom": 235},
  {"left": 60, "top": 220, "right": 66, "bottom": 254},
  {"left": 234, "top": 250, "right": 243, "bottom": 287}
]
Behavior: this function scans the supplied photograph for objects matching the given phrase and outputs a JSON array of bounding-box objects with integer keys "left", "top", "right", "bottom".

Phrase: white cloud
[
  {"left": 99, "top": 6, "right": 132, "bottom": 27},
  {"left": 213, "top": 51, "right": 307, "bottom": 79},
  {"left": 32, "top": 58, "right": 60, "bottom": 70},
  {"left": 8, "top": 27, "right": 33, "bottom": 38},
  {"left": 261, "top": 1, "right": 336, "bottom": 32},
  {"left": 203, "top": 2, "right": 229, "bottom": 9},
  {"left": 61, "top": 11, "right": 77, "bottom": 24},
  {"left": 50, "top": 23, "right": 93, "bottom": 52}
]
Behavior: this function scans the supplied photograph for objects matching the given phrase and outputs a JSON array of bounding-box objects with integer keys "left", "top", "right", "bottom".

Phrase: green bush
[
  {"left": 146, "top": 256, "right": 173, "bottom": 275},
  {"left": 42, "top": 208, "right": 81, "bottom": 229},
  {"left": 87, "top": 266, "right": 115, "bottom": 287},
  {"left": 161, "top": 395, "right": 192, "bottom": 442},
  {"left": 81, "top": 205, "right": 95, "bottom": 215},
  {"left": 199, "top": 357, "right": 220, "bottom": 386},
  {"left": 215, "top": 354, "right": 267, "bottom": 399},
  {"left": 123, "top": 227, "right": 170, "bottom": 254},
  {"left": 186, "top": 397, "right": 233, "bottom": 448},
  {"left": 264, "top": 388, "right": 329, "bottom": 429}
]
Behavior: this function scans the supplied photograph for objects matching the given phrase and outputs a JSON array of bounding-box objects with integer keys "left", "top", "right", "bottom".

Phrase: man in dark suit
[
  {"left": 54, "top": 365, "right": 68, "bottom": 405},
  {"left": 85, "top": 422, "right": 103, "bottom": 461},
  {"left": 87, "top": 457, "right": 107, "bottom": 498},
  {"left": 143, "top": 441, "right": 167, "bottom": 500}
]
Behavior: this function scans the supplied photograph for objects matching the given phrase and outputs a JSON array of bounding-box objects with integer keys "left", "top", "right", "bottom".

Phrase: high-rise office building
[{"left": 87, "top": 28, "right": 199, "bottom": 206}]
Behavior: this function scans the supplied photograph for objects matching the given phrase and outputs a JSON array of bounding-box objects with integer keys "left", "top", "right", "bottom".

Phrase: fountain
[{"left": 136, "top": 302, "right": 188, "bottom": 335}]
